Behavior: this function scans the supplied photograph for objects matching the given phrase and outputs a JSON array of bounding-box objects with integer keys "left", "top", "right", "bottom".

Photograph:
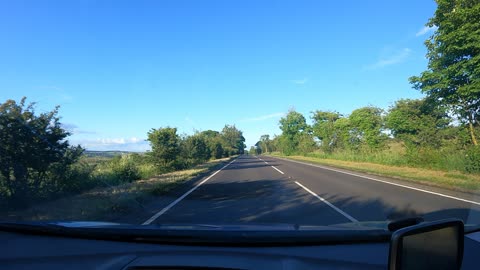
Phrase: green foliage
[
  {"left": 265, "top": 102, "right": 478, "bottom": 174},
  {"left": 311, "top": 111, "right": 342, "bottom": 153},
  {"left": 349, "top": 106, "right": 387, "bottom": 150},
  {"left": 179, "top": 134, "right": 210, "bottom": 168},
  {"left": 385, "top": 99, "right": 450, "bottom": 147},
  {"left": 0, "top": 98, "right": 84, "bottom": 206},
  {"left": 409, "top": 0, "right": 480, "bottom": 145},
  {"left": 220, "top": 125, "right": 246, "bottom": 156},
  {"left": 0, "top": 97, "right": 245, "bottom": 211},
  {"left": 278, "top": 110, "right": 311, "bottom": 155},
  {"left": 147, "top": 127, "right": 181, "bottom": 171},
  {"left": 296, "top": 133, "right": 317, "bottom": 155},
  {"left": 465, "top": 146, "right": 480, "bottom": 173},
  {"left": 199, "top": 130, "right": 224, "bottom": 159},
  {"left": 279, "top": 110, "right": 308, "bottom": 138}
]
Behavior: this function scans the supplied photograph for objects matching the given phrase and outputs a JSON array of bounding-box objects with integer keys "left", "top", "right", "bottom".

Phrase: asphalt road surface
[{"left": 141, "top": 155, "right": 480, "bottom": 226}]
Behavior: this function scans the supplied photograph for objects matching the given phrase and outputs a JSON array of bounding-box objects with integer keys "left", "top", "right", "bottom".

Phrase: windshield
[{"left": 1, "top": 0, "right": 479, "bottom": 234}]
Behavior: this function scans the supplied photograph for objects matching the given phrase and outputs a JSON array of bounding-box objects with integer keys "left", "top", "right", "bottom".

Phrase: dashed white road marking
[
  {"left": 272, "top": 156, "right": 480, "bottom": 206},
  {"left": 295, "top": 181, "right": 358, "bottom": 222},
  {"left": 142, "top": 158, "right": 237, "bottom": 225},
  {"left": 271, "top": 166, "right": 285, "bottom": 175},
  {"left": 257, "top": 156, "right": 284, "bottom": 175}
]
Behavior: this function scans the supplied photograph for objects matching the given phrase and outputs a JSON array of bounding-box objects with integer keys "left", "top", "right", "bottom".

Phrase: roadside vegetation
[
  {"left": 5, "top": 158, "right": 232, "bottom": 222},
  {"left": 252, "top": 0, "right": 480, "bottom": 189},
  {"left": 0, "top": 98, "right": 245, "bottom": 212}
]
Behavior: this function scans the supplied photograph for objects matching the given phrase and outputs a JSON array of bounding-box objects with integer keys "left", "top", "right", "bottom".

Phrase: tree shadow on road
[{"left": 151, "top": 178, "right": 480, "bottom": 227}]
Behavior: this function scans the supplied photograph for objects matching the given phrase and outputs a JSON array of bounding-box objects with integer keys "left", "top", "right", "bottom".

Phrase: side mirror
[{"left": 388, "top": 219, "right": 464, "bottom": 270}]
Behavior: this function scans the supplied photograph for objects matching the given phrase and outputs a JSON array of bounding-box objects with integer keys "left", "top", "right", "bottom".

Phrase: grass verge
[
  {"left": 4, "top": 157, "right": 234, "bottom": 222},
  {"left": 269, "top": 153, "right": 480, "bottom": 194}
]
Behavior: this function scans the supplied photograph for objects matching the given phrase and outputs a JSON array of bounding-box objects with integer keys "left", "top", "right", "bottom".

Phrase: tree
[
  {"left": 181, "top": 134, "right": 210, "bottom": 166},
  {"left": 200, "top": 130, "right": 223, "bottom": 159},
  {"left": 278, "top": 110, "right": 309, "bottom": 155},
  {"left": 279, "top": 110, "right": 308, "bottom": 138},
  {"left": 0, "top": 98, "right": 83, "bottom": 205},
  {"left": 259, "top": 134, "right": 271, "bottom": 153},
  {"left": 349, "top": 106, "right": 386, "bottom": 150},
  {"left": 409, "top": 0, "right": 480, "bottom": 145},
  {"left": 311, "top": 111, "right": 342, "bottom": 153},
  {"left": 147, "top": 127, "right": 181, "bottom": 171},
  {"left": 385, "top": 99, "right": 450, "bottom": 147},
  {"left": 220, "top": 125, "right": 246, "bottom": 156},
  {"left": 332, "top": 117, "right": 353, "bottom": 150}
]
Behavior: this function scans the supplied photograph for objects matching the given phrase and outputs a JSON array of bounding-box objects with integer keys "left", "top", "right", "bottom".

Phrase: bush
[
  {"left": 93, "top": 155, "right": 141, "bottom": 186},
  {"left": 110, "top": 155, "right": 141, "bottom": 183},
  {"left": 465, "top": 146, "right": 480, "bottom": 173}
]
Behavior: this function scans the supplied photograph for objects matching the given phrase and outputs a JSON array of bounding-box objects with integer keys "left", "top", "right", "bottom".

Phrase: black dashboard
[{"left": 2, "top": 230, "right": 480, "bottom": 270}]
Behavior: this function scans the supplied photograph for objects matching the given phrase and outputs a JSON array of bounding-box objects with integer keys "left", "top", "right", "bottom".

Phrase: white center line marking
[
  {"left": 275, "top": 157, "right": 480, "bottom": 206},
  {"left": 142, "top": 158, "right": 237, "bottom": 225},
  {"left": 295, "top": 181, "right": 358, "bottom": 222},
  {"left": 271, "top": 166, "right": 284, "bottom": 175}
]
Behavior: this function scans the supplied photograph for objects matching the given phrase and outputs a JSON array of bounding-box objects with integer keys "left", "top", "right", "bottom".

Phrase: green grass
[
  {"left": 269, "top": 152, "right": 480, "bottom": 193},
  {"left": 3, "top": 157, "right": 233, "bottom": 222},
  {"left": 301, "top": 143, "right": 469, "bottom": 173}
]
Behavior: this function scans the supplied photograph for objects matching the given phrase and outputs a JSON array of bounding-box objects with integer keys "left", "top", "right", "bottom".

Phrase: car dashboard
[{"left": 2, "top": 229, "right": 480, "bottom": 270}]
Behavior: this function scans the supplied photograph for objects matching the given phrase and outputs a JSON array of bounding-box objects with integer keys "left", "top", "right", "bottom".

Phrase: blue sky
[{"left": 0, "top": 0, "right": 437, "bottom": 151}]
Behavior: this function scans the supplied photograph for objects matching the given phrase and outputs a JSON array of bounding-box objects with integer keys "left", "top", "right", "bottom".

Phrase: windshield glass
[{"left": 1, "top": 0, "right": 479, "bottom": 233}]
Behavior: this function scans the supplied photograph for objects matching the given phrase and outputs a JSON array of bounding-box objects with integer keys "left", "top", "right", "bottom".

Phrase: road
[{"left": 141, "top": 155, "right": 480, "bottom": 226}]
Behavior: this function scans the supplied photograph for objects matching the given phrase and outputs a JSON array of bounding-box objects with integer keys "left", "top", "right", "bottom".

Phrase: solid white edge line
[
  {"left": 271, "top": 166, "right": 284, "bottom": 175},
  {"left": 274, "top": 157, "right": 480, "bottom": 206},
  {"left": 142, "top": 158, "right": 237, "bottom": 225},
  {"left": 295, "top": 181, "right": 358, "bottom": 222}
]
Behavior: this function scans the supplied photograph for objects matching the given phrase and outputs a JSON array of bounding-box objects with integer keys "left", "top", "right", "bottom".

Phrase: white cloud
[
  {"left": 416, "top": 25, "right": 438, "bottom": 37},
  {"left": 72, "top": 137, "right": 150, "bottom": 152},
  {"left": 364, "top": 48, "right": 412, "bottom": 70},
  {"left": 61, "top": 123, "right": 96, "bottom": 134},
  {"left": 290, "top": 78, "right": 308, "bottom": 85},
  {"left": 240, "top": 112, "right": 285, "bottom": 122}
]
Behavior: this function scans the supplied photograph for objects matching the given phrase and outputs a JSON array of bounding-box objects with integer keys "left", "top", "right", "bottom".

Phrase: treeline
[
  {"left": 253, "top": 100, "right": 479, "bottom": 173},
  {"left": 0, "top": 97, "right": 245, "bottom": 208},
  {"left": 254, "top": 0, "right": 480, "bottom": 174},
  {"left": 146, "top": 125, "right": 245, "bottom": 172}
]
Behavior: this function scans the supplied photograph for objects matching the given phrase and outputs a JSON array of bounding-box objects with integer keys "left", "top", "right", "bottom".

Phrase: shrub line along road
[{"left": 141, "top": 155, "right": 480, "bottom": 226}]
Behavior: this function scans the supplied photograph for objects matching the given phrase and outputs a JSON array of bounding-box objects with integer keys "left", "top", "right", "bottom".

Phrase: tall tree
[
  {"left": 147, "top": 127, "right": 181, "bottom": 171},
  {"left": 181, "top": 134, "right": 210, "bottom": 166},
  {"left": 409, "top": 0, "right": 480, "bottom": 145},
  {"left": 349, "top": 106, "right": 386, "bottom": 150},
  {"left": 278, "top": 110, "right": 309, "bottom": 155},
  {"left": 200, "top": 130, "right": 223, "bottom": 159},
  {"left": 0, "top": 98, "right": 83, "bottom": 205},
  {"left": 259, "top": 134, "right": 271, "bottom": 153},
  {"left": 220, "top": 125, "right": 246, "bottom": 156},
  {"left": 311, "top": 111, "right": 342, "bottom": 153},
  {"left": 385, "top": 98, "right": 450, "bottom": 147}
]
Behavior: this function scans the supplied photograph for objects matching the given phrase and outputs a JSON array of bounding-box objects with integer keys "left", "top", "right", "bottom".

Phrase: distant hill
[{"left": 83, "top": 150, "right": 144, "bottom": 158}]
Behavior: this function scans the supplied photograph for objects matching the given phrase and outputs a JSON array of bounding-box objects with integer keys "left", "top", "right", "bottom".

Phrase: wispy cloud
[
  {"left": 240, "top": 112, "right": 285, "bottom": 122},
  {"left": 416, "top": 25, "right": 438, "bottom": 37},
  {"left": 61, "top": 123, "right": 96, "bottom": 134},
  {"left": 72, "top": 137, "right": 150, "bottom": 152},
  {"left": 290, "top": 78, "right": 308, "bottom": 85},
  {"left": 364, "top": 48, "right": 412, "bottom": 70}
]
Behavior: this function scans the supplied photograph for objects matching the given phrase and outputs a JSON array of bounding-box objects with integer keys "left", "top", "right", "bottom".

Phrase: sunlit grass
[
  {"left": 270, "top": 153, "right": 480, "bottom": 192},
  {"left": 4, "top": 158, "right": 231, "bottom": 222}
]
